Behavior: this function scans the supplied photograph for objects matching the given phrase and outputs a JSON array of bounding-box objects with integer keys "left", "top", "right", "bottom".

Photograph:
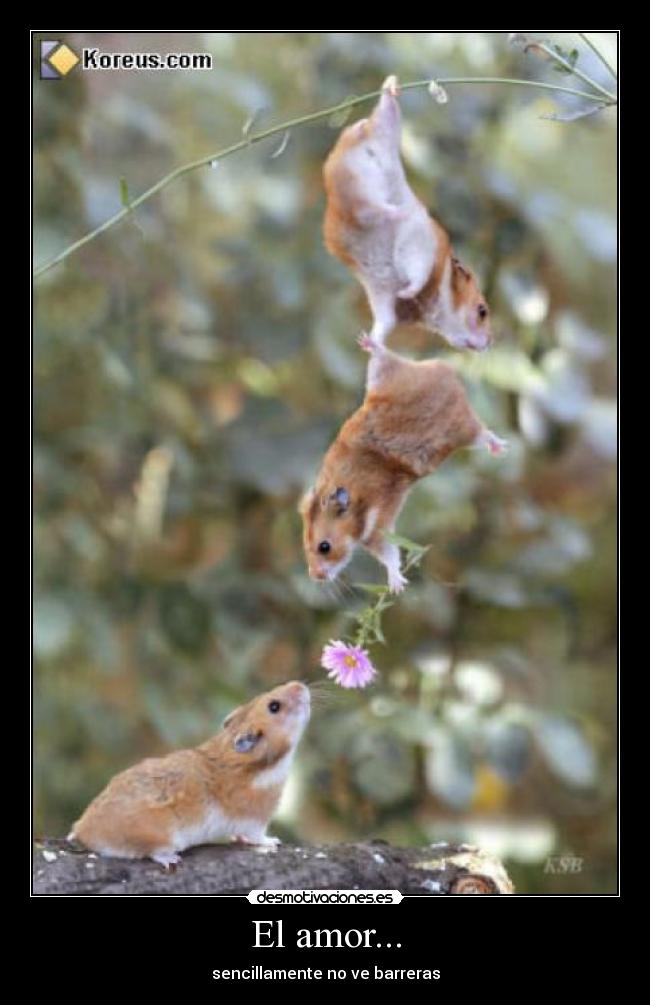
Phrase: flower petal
[{"left": 321, "top": 641, "right": 377, "bottom": 689}]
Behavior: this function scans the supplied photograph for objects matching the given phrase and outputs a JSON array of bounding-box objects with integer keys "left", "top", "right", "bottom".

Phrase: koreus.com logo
[
  {"left": 39, "top": 41, "right": 212, "bottom": 79},
  {"left": 40, "top": 41, "right": 80, "bottom": 78}
]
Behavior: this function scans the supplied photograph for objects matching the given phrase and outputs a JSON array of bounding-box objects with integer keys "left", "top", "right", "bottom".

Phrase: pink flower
[{"left": 321, "top": 640, "right": 377, "bottom": 689}]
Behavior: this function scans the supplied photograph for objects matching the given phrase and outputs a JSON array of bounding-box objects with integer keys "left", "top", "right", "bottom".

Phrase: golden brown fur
[
  {"left": 301, "top": 343, "right": 504, "bottom": 591},
  {"left": 71, "top": 681, "right": 310, "bottom": 863},
  {"left": 323, "top": 121, "right": 374, "bottom": 269},
  {"left": 322, "top": 78, "right": 492, "bottom": 351}
]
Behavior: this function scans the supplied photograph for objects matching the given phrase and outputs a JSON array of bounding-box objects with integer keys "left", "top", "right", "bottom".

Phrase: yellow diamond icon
[{"left": 48, "top": 44, "right": 80, "bottom": 76}]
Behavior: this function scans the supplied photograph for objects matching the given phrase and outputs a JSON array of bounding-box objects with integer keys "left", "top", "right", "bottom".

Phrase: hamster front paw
[{"left": 387, "top": 568, "right": 408, "bottom": 594}]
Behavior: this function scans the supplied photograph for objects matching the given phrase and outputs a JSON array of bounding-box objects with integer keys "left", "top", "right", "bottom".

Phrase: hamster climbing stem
[{"left": 300, "top": 337, "right": 507, "bottom": 592}]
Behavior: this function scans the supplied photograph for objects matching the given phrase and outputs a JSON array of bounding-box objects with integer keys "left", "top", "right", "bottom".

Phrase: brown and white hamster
[
  {"left": 300, "top": 336, "right": 506, "bottom": 592},
  {"left": 323, "top": 75, "right": 491, "bottom": 352},
  {"left": 68, "top": 681, "right": 310, "bottom": 868}
]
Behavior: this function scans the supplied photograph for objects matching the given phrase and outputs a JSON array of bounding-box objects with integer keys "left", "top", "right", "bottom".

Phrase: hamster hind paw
[
  {"left": 257, "top": 835, "right": 281, "bottom": 848},
  {"left": 231, "top": 833, "right": 280, "bottom": 848},
  {"left": 476, "top": 429, "right": 508, "bottom": 456},
  {"left": 396, "top": 280, "right": 422, "bottom": 300},
  {"left": 152, "top": 850, "right": 181, "bottom": 871},
  {"left": 485, "top": 432, "right": 509, "bottom": 456},
  {"left": 382, "top": 75, "right": 400, "bottom": 96},
  {"left": 357, "top": 332, "right": 380, "bottom": 354}
]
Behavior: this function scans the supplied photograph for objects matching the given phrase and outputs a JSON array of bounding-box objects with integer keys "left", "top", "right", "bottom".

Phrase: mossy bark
[{"left": 33, "top": 838, "right": 514, "bottom": 896}]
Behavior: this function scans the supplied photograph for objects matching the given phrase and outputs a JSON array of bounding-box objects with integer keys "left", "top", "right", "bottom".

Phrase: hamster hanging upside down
[
  {"left": 300, "top": 336, "right": 507, "bottom": 592},
  {"left": 323, "top": 75, "right": 492, "bottom": 352},
  {"left": 69, "top": 681, "right": 310, "bottom": 868}
]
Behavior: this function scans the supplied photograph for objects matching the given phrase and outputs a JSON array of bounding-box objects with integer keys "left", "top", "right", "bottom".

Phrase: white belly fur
[
  {"left": 76, "top": 804, "right": 268, "bottom": 859},
  {"left": 252, "top": 751, "right": 293, "bottom": 790},
  {"left": 172, "top": 804, "right": 266, "bottom": 852}
]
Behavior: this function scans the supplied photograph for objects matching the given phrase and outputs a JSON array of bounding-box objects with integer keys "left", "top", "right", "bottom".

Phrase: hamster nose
[
  {"left": 466, "top": 332, "right": 490, "bottom": 351},
  {"left": 285, "top": 681, "right": 310, "bottom": 706},
  {"left": 311, "top": 567, "right": 327, "bottom": 581}
]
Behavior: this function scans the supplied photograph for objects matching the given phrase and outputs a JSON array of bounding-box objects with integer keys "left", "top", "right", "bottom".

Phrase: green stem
[
  {"left": 578, "top": 32, "right": 617, "bottom": 80},
  {"left": 352, "top": 547, "right": 427, "bottom": 649},
  {"left": 537, "top": 41, "right": 617, "bottom": 101},
  {"left": 33, "top": 75, "right": 613, "bottom": 280},
  {"left": 417, "top": 77, "right": 608, "bottom": 103}
]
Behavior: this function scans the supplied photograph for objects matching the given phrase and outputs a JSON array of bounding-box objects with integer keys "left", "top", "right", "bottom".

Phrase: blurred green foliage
[{"left": 34, "top": 32, "right": 617, "bottom": 893}]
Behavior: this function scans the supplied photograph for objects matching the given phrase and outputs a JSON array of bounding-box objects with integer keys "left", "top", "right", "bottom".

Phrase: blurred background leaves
[{"left": 33, "top": 32, "right": 617, "bottom": 893}]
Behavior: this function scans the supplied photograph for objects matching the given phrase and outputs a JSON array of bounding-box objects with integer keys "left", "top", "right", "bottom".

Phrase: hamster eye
[
  {"left": 318, "top": 541, "right": 331, "bottom": 555},
  {"left": 478, "top": 304, "right": 488, "bottom": 320},
  {"left": 268, "top": 700, "right": 281, "bottom": 713}
]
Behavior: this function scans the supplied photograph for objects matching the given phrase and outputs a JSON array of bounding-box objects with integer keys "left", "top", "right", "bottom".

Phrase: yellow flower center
[{"left": 344, "top": 654, "right": 358, "bottom": 668}]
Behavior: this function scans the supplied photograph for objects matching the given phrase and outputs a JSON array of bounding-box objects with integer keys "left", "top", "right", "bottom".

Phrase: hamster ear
[
  {"left": 328, "top": 486, "right": 350, "bottom": 515},
  {"left": 233, "top": 731, "right": 262, "bottom": 754},
  {"left": 343, "top": 118, "right": 368, "bottom": 141},
  {"left": 362, "top": 505, "right": 379, "bottom": 541},
  {"left": 451, "top": 257, "right": 472, "bottom": 288},
  {"left": 298, "top": 487, "right": 315, "bottom": 516},
  {"left": 222, "top": 705, "right": 245, "bottom": 730}
]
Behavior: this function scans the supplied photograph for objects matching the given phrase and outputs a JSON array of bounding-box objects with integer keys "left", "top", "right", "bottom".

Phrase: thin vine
[{"left": 33, "top": 33, "right": 616, "bottom": 279}]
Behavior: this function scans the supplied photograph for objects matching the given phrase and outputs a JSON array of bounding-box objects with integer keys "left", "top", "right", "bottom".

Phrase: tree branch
[{"left": 33, "top": 838, "right": 514, "bottom": 896}]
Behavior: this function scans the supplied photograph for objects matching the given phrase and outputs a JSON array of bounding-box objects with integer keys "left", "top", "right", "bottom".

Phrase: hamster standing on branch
[
  {"left": 323, "top": 75, "right": 492, "bottom": 352},
  {"left": 69, "top": 681, "right": 310, "bottom": 868},
  {"left": 301, "top": 336, "right": 507, "bottom": 592}
]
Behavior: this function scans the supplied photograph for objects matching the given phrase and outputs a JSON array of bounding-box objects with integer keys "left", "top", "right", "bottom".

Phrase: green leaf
[
  {"left": 354, "top": 583, "right": 389, "bottom": 596},
  {"left": 270, "top": 130, "right": 290, "bottom": 159},
  {"left": 384, "top": 530, "right": 429, "bottom": 555},
  {"left": 403, "top": 551, "right": 426, "bottom": 573},
  {"left": 551, "top": 44, "right": 579, "bottom": 73},
  {"left": 372, "top": 623, "right": 386, "bottom": 645},
  {"left": 328, "top": 97, "right": 358, "bottom": 128},
  {"left": 119, "top": 177, "right": 130, "bottom": 208},
  {"left": 242, "top": 109, "right": 262, "bottom": 139}
]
